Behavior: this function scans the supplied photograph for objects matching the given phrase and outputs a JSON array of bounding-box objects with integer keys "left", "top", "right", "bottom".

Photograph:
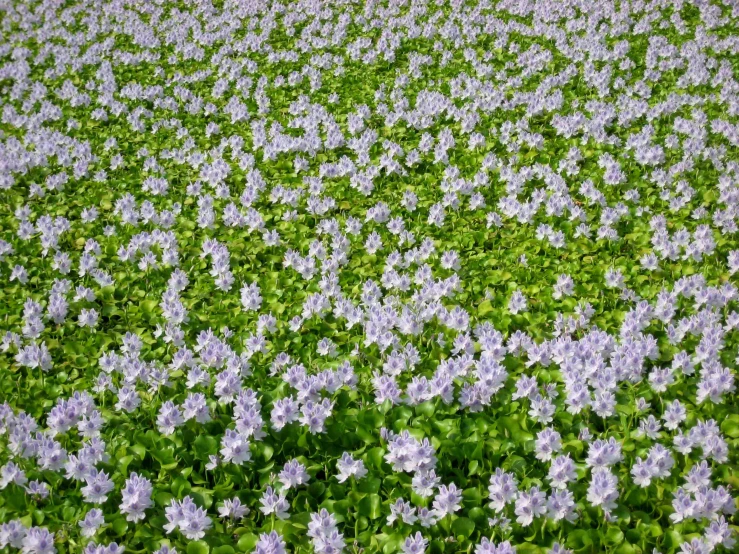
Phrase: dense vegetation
[{"left": 0, "top": 0, "right": 738, "bottom": 553}]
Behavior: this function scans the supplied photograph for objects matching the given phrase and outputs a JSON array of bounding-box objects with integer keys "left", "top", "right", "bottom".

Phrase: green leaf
[
  {"left": 171, "top": 476, "right": 192, "bottom": 497},
  {"left": 451, "top": 517, "right": 475, "bottom": 539},
  {"left": 604, "top": 527, "right": 624, "bottom": 546},
  {"left": 720, "top": 415, "right": 739, "bottom": 438},
  {"left": 193, "top": 436, "right": 218, "bottom": 459},
  {"left": 566, "top": 530, "right": 593, "bottom": 550},
  {"left": 366, "top": 447, "right": 385, "bottom": 470},
  {"left": 186, "top": 541, "right": 210, "bottom": 554},
  {"left": 478, "top": 300, "right": 493, "bottom": 316},
  {"left": 382, "top": 534, "right": 404, "bottom": 554},
  {"left": 111, "top": 517, "right": 128, "bottom": 537},
  {"left": 357, "top": 494, "right": 382, "bottom": 519},
  {"left": 237, "top": 534, "right": 258, "bottom": 552}
]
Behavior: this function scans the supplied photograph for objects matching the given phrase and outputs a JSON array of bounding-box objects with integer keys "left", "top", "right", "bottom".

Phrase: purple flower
[
  {"left": 488, "top": 468, "right": 518, "bottom": 511},
  {"left": 0, "top": 520, "right": 27, "bottom": 549},
  {"left": 279, "top": 459, "right": 310, "bottom": 490},
  {"left": 254, "top": 531, "right": 287, "bottom": 554},
  {"left": 120, "top": 473, "right": 153, "bottom": 522},
  {"left": 336, "top": 452, "right": 367, "bottom": 483},
  {"left": 514, "top": 486, "right": 547, "bottom": 526},
  {"left": 220, "top": 430, "right": 251, "bottom": 465},
  {"left": 307, "top": 509, "right": 344, "bottom": 554},
  {"left": 401, "top": 532, "right": 427, "bottom": 554},
  {"left": 587, "top": 468, "right": 619, "bottom": 513},
  {"left": 259, "top": 487, "right": 289, "bottom": 520},
  {"left": 164, "top": 496, "right": 212, "bottom": 540},
  {"left": 21, "top": 527, "right": 56, "bottom": 554},
  {"left": 81, "top": 469, "right": 114, "bottom": 504},
  {"left": 218, "top": 497, "right": 249, "bottom": 521},
  {"left": 79, "top": 509, "right": 105, "bottom": 538},
  {"left": 432, "top": 483, "right": 462, "bottom": 519}
]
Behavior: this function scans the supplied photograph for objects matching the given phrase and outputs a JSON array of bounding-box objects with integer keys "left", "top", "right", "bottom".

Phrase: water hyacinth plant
[{"left": 0, "top": 0, "right": 738, "bottom": 553}]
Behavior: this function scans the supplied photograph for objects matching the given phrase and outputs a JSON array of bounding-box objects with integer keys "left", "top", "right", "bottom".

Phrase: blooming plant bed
[{"left": 0, "top": 0, "right": 738, "bottom": 553}]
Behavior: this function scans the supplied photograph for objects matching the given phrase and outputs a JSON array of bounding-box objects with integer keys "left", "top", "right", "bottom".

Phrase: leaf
[
  {"left": 720, "top": 415, "right": 739, "bottom": 438},
  {"left": 193, "top": 436, "right": 218, "bottom": 459},
  {"left": 186, "top": 541, "right": 210, "bottom": 554},
  {"left": 237, "top": 534, "right": 258, "bottom": 552},
  {"left": 415, "top": 400, "right": 435, "bottom": 417},
  {"left": 357, "top": 494, "right": 382, "bottom": 519},
  {"left": 451, "top": 517, "right": 475, "bottom": 539},
  {"left": 155, "top": 491, "right": 174, "bottom": 507},
  {"left": 566, "top": 530, "right": 592, "bottom": 550},
  {"left": 357, "top": 477, "right": 381, "bottom": 494},
  {"left": 381, "top": 534, "right": 404, "bottom": 554},
  {"left": 111, "top": 517, "right": 128, "bottom": 537},
  {"left": 477, "top": 300, "right": 493, "bottom": 316},
  {"left": 604, "top": 527, "right": 624, "bottom": 546},
  {"left": 152, "top": 446, "right": 177, "bottom": 469},
  {"left": 366, "top": 447, "right": 385, "bottom": 470},
  {"left": 171, "top": 476, "right": 192, "bottom": 497}
]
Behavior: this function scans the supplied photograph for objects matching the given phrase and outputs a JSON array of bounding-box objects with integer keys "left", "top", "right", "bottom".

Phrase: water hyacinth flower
[
  {"left": 119, "top": 473, "right": 153, "bottom": 522},
  {"left": 335, "top": 452, "right": 367, "bottom": 483},
  {"left": 25, "top": 480, "right": 50, "bottom": 500},
  {"left": 548, "top": 455, "right": 578, "bottom": 489},
  {"left": 431, "top": 483, "right": 462, "bottom": 519},
  {"left": 534, "top": 428, "right": 562, "bottom": 462},
  {"left": 81, "top": 470, "right": 114, "bottom": 504},
  {"left": 270, "top": 396, "right": 300, "bottom": 431},
  {"left": 307, "top": 509, "right": 344, "bottom": 554},
  {"left": 20, "top": 527, "right": 56, "bottom": 554},
  {"left": 387, "top": 498, "right": 417, "bottom": 526},
  {"left": 299, "top": 399, "right": 334, "bottom": 434},
  {"left": 79, "top": 509, "right": 105, "bottom": 538},
  {"left": 475, "top": 538, "right": 515, "bottom": 554},
  {"left": 587, "top": 468, "right": 620, "bottom": 513},
  {"left": 411, "top": 469, "right": 440, "bottom": 498},
  {"left": 220, "top": 430, "right": 252, "bottom": 465},
  {"left": 514, "top": 486, "right": 547, "bottom": 526},
  {"left": 384, "top": 430, "right": 437, "bottom": 474},
  {"left": 279, "top": 459, "right": 310, "bottom": 490},
  {"left": 0, "top": 520, "right": 27, "bottom": 549},
  {"left": 488, "top": 469, "right": 518, "bottom": 512},
  {"left": 152, "top": 547, "right": 178, "bottom": 554},
  {"left": 401, "top": 532, "right": 427, "bottom": 554},
  {"left": 254, "top": 531, "right": 287, "bottom": 554},
  {"left": 218, "top": 497, "right": 249, "bottom": 521},
  {"left": 0, "top": 462, "right": 27, "bottom": 488},
  {"left": 546, "top": 489, "right": 578, "bottom": 523},
  {"left": 156, "top": 401, "right": 184, "bottom": 436},
  {"left": 83, "top": 542, "right": 125, "bottom": 554},
  {"left": 259, "top": 487, "right": 290, "bottom": 520},
  {"left": 508, "top": 291, "right": 528, "bottom": 314},
  {"left": 164, "top": 496, "right": 212, "bottom": 540}
]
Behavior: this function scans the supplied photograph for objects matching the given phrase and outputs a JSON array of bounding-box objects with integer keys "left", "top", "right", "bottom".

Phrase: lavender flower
[{"left": 335, "top": 452, "right": 367, "bottom": 483}]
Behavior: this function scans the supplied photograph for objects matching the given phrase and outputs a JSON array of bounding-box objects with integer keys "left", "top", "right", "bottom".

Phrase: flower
[
  {"left": 335, "top": 452, "right": 367, "bottom": 483},
  {"left": 119, "top": 473, "right": 153, "bottom": 522},
  {"left": 164, "top": 496, "right": 212, "bottom": 540},
  {"left": 259, "top": 487, "right": 290, "bottom": 520},
  {"left": 218, "top": 497, "right": 249, "bottom": 521},
  {"left": 401, "top": 532, "right": 427, "bottom": 554},
  {"left": 21, "top": 527, "right": 56, "bottom": 554},
  {"left": 79, "top": 509, "right": 105, "bottom": 538}
]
